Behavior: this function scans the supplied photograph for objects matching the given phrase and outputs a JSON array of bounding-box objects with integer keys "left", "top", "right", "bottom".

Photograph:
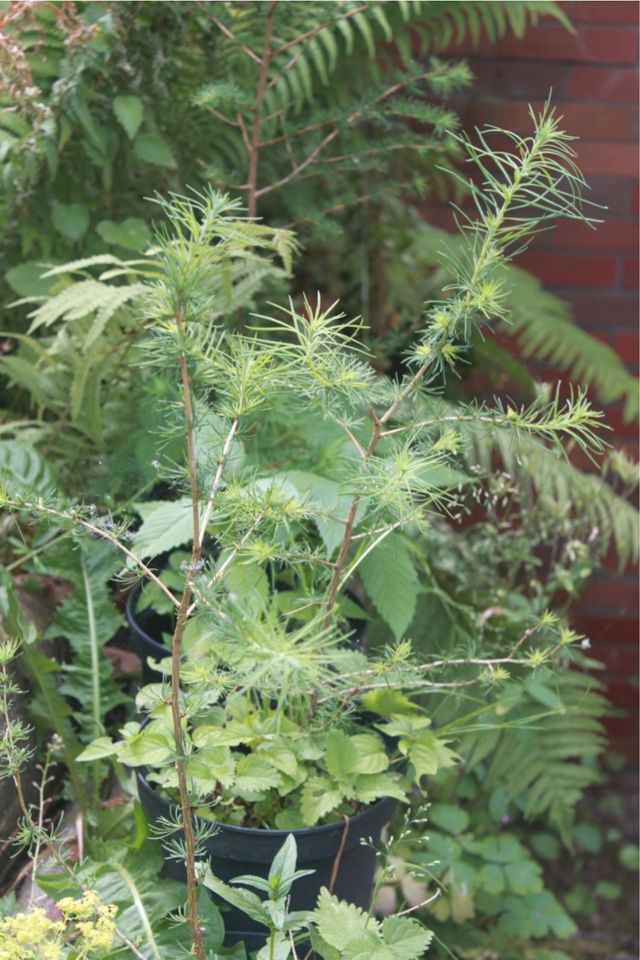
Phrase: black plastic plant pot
[
  {"left": 126, "top": 582, "right": 367, "bottom": 684},
  {"left": 137, "top": 769, "right": 396, "bottom": 950},
  {"left": 126, "top": 584, "right": 173, "bottom": 684}
]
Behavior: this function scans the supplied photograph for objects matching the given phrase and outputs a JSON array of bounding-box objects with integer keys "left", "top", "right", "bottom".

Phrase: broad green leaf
[
  {"left": 404, "top": 730, "right": 457, "bottom": 782},
  {"left": 187, "top": 747, "right": 236, "bottom": 792},
  {"left": 350, "top": 734, "right": 388, "bottom": 775},
  {"left": 353, "top": 772, "right": 406, "bottom": 804},
  {"left": 479, "top": 863, "right": 505, "bottom": 895},
  {"left": 300, "top": 777, "right": 343, "bottom": 826},
  {"left": 113, "top": 95, "right": 144, "bottom": 140},
  {"left": 77, "top": 737, "right": 118, "bottom": 762},
  {"left": 51, "top": 201, "right": 89, "bottom": 241},
  {"left": 134, "top": 132, "right": 176, "bottom": 168},
  {"left": 325, "top": 730, "right": 359, "bottom": 782},
  {"left": 478, "top": 835, "right": 527, "bottom": 864},
  {"left": 5, "top": 261, "right": 58, "bottom": 297},
  {"left": 359, "top": 533, "right": 420, "bottom": 640},
  {"left": 118, "top": 731, "right": 173, "bottom": 767},
  {"left": 504, "top": 859, "right": 543, "bottom": 896},
  {"left": 314, "top": 888, "right": 381, "bottom": 950},
  {"left": 132, "top": 498, "right": 195, "bottom": 558},
  {"left": 380, "top": 916, "right": 434, "bottom": 959},
  {"left": 97, "top": 217, "right": 151, "bottom": 251},
  {"left": 429, "top": 803, "right": 470, "bottom": 835},
  {"left": 234, "top": 755, "right": 281, "bottom": 799},
  {"left": 203, "top": 871, "right": 270, "bottom": 926}
]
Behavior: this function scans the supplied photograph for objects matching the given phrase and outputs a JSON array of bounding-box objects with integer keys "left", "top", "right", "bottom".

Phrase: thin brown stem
[
  {"left": 172, "top": 307, "right": 207, "bottom": 960},
  {"left": 255, "top": 128, "right": 340, "bottom": 200},
  {"left": 247, "top": 0, "right": 277, "bottom": 218},
  {"left": 212, "top": 16, "right": 262, "bottom": 64}
]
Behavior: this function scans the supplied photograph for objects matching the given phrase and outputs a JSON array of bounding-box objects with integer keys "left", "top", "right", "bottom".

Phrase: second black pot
[
  {"left": 137, "top": 770, "right": 395, "bottom": 949},
  {"left": 126, "top": 582, "right": 368, "bottom": 685}
]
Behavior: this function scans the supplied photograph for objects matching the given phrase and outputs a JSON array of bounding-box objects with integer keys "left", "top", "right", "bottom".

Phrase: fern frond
[
  {"left": 503, "top": 265, "right": 639, "bottom": 422},
  {"left": 478, "top": 669, "right": 608, "bottom": 844}
]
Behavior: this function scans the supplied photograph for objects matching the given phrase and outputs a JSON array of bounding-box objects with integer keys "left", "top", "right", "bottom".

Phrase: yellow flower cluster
[{"left": 0, "top": 891, "right": 117, "bottom": 960}]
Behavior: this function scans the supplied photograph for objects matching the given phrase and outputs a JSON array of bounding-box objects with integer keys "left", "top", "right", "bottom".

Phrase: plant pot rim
[
  {"left": 126, "top": 582, "right": 170, "bottom": 659},
  {"left": 136, "top": 766, "right": 397, "bottom": 840}
]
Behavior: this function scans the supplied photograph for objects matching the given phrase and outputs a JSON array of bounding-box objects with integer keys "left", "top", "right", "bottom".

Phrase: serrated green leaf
[
  {"left": 381, "top": 915, "right": 433, "bottom": 959},
  {"left": 300, "top": 777, "right": 343, "bottom": 826},
  {"left": 113, "top": 95, "right": 144, "bottom": 140},
  {"left": 97, "top": 217, "right": 151, "bottom": 251},
  {"left": 134, "top": 133, "right": 176, "bottom": 168},
  {"left": 360, "top": 533, "right": 420, "bottom": 640},
  {"left": 51, "top": 201, "right": 89, "bottom": 241},
  {"left": 234, "top": 754, "right": 281, "bottom": 800},
  {"left": 77, "top": 737, "right": 118, "bottom": 762},
  {"left": 132, "top": 498, "right": 196, "bottom": 558}
]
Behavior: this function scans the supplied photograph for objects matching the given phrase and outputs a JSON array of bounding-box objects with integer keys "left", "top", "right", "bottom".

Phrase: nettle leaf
[
  {"left": 187, "top": 746, "right": 236, "bottom": 792},
  {"left": 113, "top": 95, "right": 144, "bottom": 140},
  {"left": 51, "top": 201, "right": 90, "bottom": 241},
  {"left": 359, "top": 533, "right": 420, "bottom": 639},
  {"left": 380, "top": 916, "right": 434, "bottom": 959},
  {"left": 132, "top": 499, "right": 196, "bottom": 558},
  {"left": 134, "top": 132, "right": 176, "bottom": 168},
  {"left": 315, "top": 889, "right": 381, "bottom": 951},
  {"left": 77, "top": 736, "right": 118, "bottom": 762},
  {"left": 118, "top": 730, "right": 173, "bottom": 767},
  {"left": 353, "top": 773, "right": 406, "bottom": 804},
  {"left": 234, "top": 754, "right": 281, "bottom": 800},
  {"left": 97, "top": 217, "right": 151, "bottom": 252},
  {"left": 349, "top": 734, "right": 388, "bottom": 775},
  {"left": 325, "top": 730, "right": 360, "bottom": 782},
  {"left": 379, "top": 715, "right": 457, "bottom": 783},
  {"left": 300, "top": 777, "right": 343, "bottom": 826}
]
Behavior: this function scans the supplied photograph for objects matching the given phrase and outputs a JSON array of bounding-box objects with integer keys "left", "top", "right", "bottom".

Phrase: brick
[
  {"left": 458, "top": 26, "right": 640, "bottom": 65},
  {"left": 584, "top": 177, "right": 636, "bottom": 219},
  {"left": 553, "top": 219, "right": 639, "bottom": 251},
  {"left": 613, "top": 331, "right": 639, "bottom": 362},
  {"left": 574, "top": 141, "right": 639, "bottom": 177},
  {"left": 467, "top": 60, "right": 570, "bottom": 99},
  {"left": 603, "top": 397, "right": 640, "bottom": 433},
  {"left": 579, "top": 617, "right": 640, "bottom": 649},
  {"left": 562, "top": 1, "right": 640, "bottom": 24},
  {"left": 605, "top": 713, "right": 638, "bottom": 742},
  {"left": 581, "top": 575, "right": 639, "bottom": 613},
  {"left": 632, "top": 182, "right": 639, "bottom": 217},
  {"left": 558, "top": 292, "right": 638, "bottom": 329},
  {"left": 569, "top": 66, "right": 639, "bottom": 101},
  {"left": 517, "top": 252, "right": 617, "bottom": 287},
  {"left": 456, "top": 99, "right": 636, "bottom": 140},
  {"left": 607, "top": 682, "right": 639, "bottom": 711},
  {"left": 622, "top": 256, "right": 639, "bottom": 289}
]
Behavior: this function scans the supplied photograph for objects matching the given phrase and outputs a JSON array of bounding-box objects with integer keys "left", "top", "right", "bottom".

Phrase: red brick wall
[{"left": 428, "top": 1, "right": 639, "bottom": 756}]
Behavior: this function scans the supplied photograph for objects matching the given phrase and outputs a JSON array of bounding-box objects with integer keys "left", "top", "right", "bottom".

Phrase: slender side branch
[
  {"left": 247, "top": 0, "right": 277, "bottom": 218},
  {"left": 198, "top": 417, "right": 239, "bottom": 548}
]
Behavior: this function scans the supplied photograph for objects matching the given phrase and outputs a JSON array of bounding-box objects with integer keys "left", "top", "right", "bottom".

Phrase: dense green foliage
[{"left": 0, "top": 3, "right": 637, "bottom": 959}]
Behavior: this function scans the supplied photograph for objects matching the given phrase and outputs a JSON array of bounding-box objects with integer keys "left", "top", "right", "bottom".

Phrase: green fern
[
  {"left": 465, "top": 669, "right": 608, "bottom": 845},
  {"left": 502, "top": 266, "right": 639, "bottom": 422}
]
